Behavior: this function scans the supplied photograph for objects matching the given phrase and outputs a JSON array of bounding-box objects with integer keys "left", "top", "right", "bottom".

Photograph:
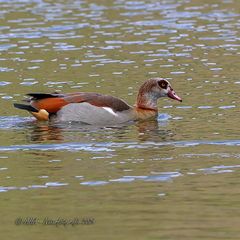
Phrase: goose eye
[{"left": 158, "top": 80, "right": 168, "bottom": 89}]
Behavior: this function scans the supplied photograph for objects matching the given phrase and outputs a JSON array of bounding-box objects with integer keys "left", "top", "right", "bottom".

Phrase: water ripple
[
  {"left": 0, "top": 143, "right": 113, "bottom": 152},
  {"left": 80, "top": 181, "right": 109, "bottom": 186},
  {"left": 0, "top": 182, "right": 68, "bottom": 193},
  {"left": 81, "top": 172, "right": 182, "bottom": 186},
  {"left": 1, "top": 140, "right": 240, "bottom": 152},
  {"left": 199, "top": 165, "right": 240, "bottom": 174}
]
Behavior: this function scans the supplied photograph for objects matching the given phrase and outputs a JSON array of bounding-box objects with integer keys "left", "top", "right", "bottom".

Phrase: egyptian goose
[{"left": 14, "top": 78, "right": 182, "bottom": 125}]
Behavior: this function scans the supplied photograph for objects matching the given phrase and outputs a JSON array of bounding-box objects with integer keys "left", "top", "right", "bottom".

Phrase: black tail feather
[
  {"left": 27, "top": 93, "right": 63, "bottom": 100},
  {"left": 13, "top": 103, "right": 38, "bottom": 112}
]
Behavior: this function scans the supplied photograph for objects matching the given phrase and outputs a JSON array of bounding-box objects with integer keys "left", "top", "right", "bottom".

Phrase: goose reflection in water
[{"left": 25, "top": 118, "right": 173, "bottom": 143}]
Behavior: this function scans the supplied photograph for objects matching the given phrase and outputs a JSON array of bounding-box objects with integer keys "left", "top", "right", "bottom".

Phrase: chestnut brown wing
[{"left": 30, "top": 92, "right": 131, "bottom": 113}]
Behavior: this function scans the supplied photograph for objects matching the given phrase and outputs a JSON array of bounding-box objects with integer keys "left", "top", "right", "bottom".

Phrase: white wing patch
[{"left": 102, "top": 107, "right": 118, "bottom": 116}]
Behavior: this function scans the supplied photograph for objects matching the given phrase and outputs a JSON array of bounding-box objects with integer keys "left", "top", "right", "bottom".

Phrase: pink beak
[{"left": 167, "top": 87, "right": 182, "bottom": 102}]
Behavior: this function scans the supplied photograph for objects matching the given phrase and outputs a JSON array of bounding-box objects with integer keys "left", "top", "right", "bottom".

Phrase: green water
[{"left": 0, "top": 0, "right": 240, "bottom": 239}]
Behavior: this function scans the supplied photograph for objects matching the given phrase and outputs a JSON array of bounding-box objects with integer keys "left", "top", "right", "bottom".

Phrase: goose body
[{"left": 14, "top": 78, "right": 182, "bottom": 125}]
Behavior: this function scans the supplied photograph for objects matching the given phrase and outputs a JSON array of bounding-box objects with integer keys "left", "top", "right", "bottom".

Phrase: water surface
[{"left": 0, "top": 0, "right": 240, "bottom": 239}]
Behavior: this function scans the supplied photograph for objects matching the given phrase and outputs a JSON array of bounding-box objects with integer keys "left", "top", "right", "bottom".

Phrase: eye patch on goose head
[{"left": 158, "top": 80, "right": 168, "bottom": 89}]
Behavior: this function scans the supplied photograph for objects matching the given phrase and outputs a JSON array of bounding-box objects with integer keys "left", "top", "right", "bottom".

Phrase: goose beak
[{"left": 167, "top": 88, "right": 182, "bottom": 102}]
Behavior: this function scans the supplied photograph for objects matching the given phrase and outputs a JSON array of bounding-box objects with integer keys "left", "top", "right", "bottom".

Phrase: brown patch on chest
[{"left": 134, "top": 107, "right": 158, "bottom": 120}]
